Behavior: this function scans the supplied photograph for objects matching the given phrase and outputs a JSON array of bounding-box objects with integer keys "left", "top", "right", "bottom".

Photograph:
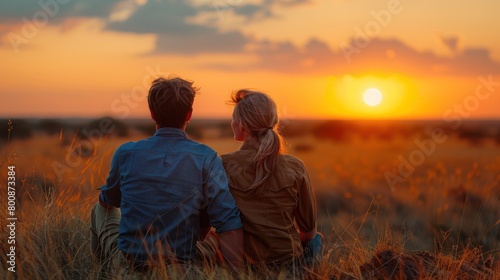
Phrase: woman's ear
[{"left": 231, "top": 119, "right": 247, "bottom": 141}]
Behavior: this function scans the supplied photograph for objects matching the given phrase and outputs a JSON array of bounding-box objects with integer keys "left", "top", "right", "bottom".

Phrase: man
[{"left": 90, "top": 77, "right": 244, "bottom": 274}]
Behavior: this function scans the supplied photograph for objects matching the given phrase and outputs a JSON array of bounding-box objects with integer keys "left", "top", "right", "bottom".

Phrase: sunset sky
[{"left": 1, "top": 0, "right": 499, "bottom": 120}]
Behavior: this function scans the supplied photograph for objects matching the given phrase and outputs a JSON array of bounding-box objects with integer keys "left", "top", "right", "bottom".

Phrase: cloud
[
  {"left": 155, "top": 30, "right": 246, "bottom": 54},
  {"left": 348, "top": 38, "right": 500, "bottom": 76},
  {"left": 107, "top": 1, "right": 199, "bottom": 35},
  {"left": 104, "top": 0, "right": 313, "bottom": 53},
  {"left": 2, "top": 0, "right": 499, "bottom": 77},
  {"left": 230, "top": 4, "right": 274, "bottom": 21},
  {"left": 0, "top": 0, "right": 248, "bottom": 53},
  {"left": 439, "top": 34, "right": 459, "bottom": 53},
  {"left": 214, "top": 0, "right": 313, "bottom": 21},
  {"left": 0, "top": 1, "right": 43, "bottom": 22},
  {"left": 249, "top": 38, "right": 341, "bottom": 72},
  {"left": 207, "top": 37, "right": 500, "bottom": 77},
  {"left": 0, "top": 0, "right": 313, "bottom": 54},
  {"left": 0, "top": 1, "right": 121, "bottom": 24},
  {"left": 106, "top": 0, "right": 247, "bottom": 53}
]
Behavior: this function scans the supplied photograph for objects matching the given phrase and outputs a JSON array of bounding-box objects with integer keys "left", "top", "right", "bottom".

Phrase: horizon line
[{"left": 1, "top": 116, "right": 500, "bottom": 122}]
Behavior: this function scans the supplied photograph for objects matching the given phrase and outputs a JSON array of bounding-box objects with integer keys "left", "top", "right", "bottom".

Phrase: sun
[{"left": 363, "top": 88, "right": 383, "bottom": 107}]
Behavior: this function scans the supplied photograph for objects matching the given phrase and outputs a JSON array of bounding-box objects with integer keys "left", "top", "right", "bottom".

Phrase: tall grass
[{"left": 1, "top": 129, "right": 499, "bottom": 279}]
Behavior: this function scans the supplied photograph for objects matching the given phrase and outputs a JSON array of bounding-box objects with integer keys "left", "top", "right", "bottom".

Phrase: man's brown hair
[{"left": 148, "top": 77, "right": 197, "bottom": 128}]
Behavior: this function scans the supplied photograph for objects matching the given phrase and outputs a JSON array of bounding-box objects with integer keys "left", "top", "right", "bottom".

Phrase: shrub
[
  {"left": 0, "top": 119, "right": 33, "bottom": 141},
  {"left": 78, "top": 117, "right": 129, "bottom": 139},
  {"left": 37, "top": 119, "right": 64, "bottom": 136}
]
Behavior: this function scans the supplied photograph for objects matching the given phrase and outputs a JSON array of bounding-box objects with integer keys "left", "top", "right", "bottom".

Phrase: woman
[{"left": 221, "top": 89, "right": 322, "bottom": 269}]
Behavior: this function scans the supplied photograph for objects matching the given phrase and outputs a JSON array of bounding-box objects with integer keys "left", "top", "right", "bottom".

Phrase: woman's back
[{"left": 222, "top": 140, "right": 316, "bottom": 264}]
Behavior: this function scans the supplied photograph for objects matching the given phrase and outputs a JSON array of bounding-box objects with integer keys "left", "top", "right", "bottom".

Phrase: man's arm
[
  {"left": 203, "top": 153, "right": 244, "bottom": 266},
  {"left": 219, "top": 228, "right": 244, "bottom": 268},
  {"left": 99, "top": 147, "right": 123, "bottom": 208}
]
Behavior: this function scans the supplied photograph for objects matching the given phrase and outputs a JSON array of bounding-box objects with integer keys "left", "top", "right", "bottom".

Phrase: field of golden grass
[{"left": 0, "top": 123, "right": 499, "bottom": 279}]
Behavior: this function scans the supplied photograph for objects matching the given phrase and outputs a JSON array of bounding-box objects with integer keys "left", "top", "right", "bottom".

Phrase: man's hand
[
  {"left": 219, "top": 228, "right": 244, "bottom": 268},
  {"left": 98, "top": 197, "right": 115, "bottom": 209}
]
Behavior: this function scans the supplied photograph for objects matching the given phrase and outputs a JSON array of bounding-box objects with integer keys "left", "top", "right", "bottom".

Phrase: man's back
[
  {"left": 100, "top": 127, "right": 241, "bottom": 262},
  {"left": 92, "top": 76, "right": 243, "bottom": 272}
]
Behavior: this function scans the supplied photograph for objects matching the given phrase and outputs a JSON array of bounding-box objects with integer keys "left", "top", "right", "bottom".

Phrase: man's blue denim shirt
[{"left": 99, "top": 127, "right": 242, "bottom": 260}]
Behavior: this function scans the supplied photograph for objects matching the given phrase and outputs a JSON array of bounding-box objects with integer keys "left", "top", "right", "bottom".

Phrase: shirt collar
[{"left": 154, "top": 127, "right": 189, "bottom": 139}]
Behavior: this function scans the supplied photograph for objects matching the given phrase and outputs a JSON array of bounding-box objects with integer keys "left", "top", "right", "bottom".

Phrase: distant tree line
[
  {"left": 303, "top": 120, "right": 500, "bottom": 145},
  {"left": 0, "top": 117, "right": 206, "bottom": 142},
  {"left": 1, "top": 118, "right": 499, "bottom": 145},
  {"left": 0, "top": 118, "right": 129, "bottom": 142}
]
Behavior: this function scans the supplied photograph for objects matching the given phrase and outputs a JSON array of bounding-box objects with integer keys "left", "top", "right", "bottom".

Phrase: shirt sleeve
[
  {"left": 203, "top": 153, "right": 242, "bottom": 233},
  {"left": 99, "top": 147, "right": 122, "bottom": 208},
  {"left": 294, "top": 163, "right": 317, "bottom": 234}
]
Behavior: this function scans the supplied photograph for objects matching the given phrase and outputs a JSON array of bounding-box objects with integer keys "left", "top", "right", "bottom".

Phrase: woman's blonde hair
[{"left": 230, "top": 89, "right": 286, "bottom": 188}]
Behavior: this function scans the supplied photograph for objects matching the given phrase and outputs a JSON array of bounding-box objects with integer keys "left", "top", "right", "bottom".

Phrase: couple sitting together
[{"left": 90, "top": 76, "right": 322, "bottom": 276}]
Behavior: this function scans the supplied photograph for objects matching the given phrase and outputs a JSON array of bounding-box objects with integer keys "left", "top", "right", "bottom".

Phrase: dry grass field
[{"left": 0, "top": 118, "right": 499, "bottom": 279}]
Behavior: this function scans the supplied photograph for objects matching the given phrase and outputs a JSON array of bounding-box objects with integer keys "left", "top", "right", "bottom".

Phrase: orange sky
[{"left": 1, "top": 0, "right": 500, "bottom": 120}]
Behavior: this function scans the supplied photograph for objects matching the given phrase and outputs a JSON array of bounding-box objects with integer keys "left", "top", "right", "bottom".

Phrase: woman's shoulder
[
  {"left": 221, "top": 150, "right": 253, "bottom": 164},
  {"left": 220, "top": 151, "right": 237, "bottom": 161},
  {"left": 280, "top": 154, "right": 306, "bottom": 169},
  {"left": 272, "top": 154, "right": 308, "bottom": 183}
]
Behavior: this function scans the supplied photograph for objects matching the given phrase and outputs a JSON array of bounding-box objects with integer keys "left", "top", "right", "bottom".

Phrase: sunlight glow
[
  {"left": 363, "top": 88, "right": 383, "bottom": 107},
  {"left": 321, "top": 74, "right": 419, "bottom": 119}
]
